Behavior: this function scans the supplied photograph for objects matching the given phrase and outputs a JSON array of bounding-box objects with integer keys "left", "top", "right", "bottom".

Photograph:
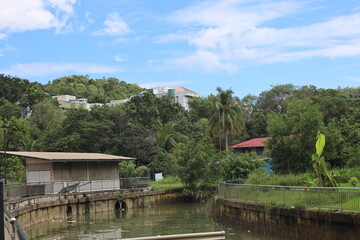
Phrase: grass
[
  {"left": 220, "top": 168, "right": 360, "bottom": 212},
  {"left": 219, "top": 184, "right": 360, "bottom": 212},
  {"left": 150, "top": 176, "right": 184, "bottom": 190}
]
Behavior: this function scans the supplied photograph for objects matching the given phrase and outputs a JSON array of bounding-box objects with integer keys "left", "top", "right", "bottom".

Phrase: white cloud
[
  {"left": 84, "top": 12, "right": 93, "bottom": 24},
  {"left": 47, "top": 0, "right": 76, "bottom": 14},
  {"left": 92, "top": 12, "right": 131, "bottom": 37},
  {"left": 344, "top": 76, "right": 360, "bottom": 83},
  {"left": 171, "top": 50, "right": 238, "bottom": 73},
  {"left": 0, "top": 0, "right": 77, "bottom": 34},
  {"left": 0, "top": 44, "right": 15, "bottom": 57},
  {"left": 162, "top": 0, "right": 360, "bottom": 72},
  {"left": 170, "top": 0, "right": 302, "bottom": 27},
  {"left": 114, "top": 55, "right": 125, "bottom": 62},
  {"left": 0, "top": 62, "right": 122, "bottom": 77}
]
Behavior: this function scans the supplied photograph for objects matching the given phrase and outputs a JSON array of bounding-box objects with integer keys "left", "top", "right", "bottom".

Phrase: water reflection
[{"left": 26, "top": 203, "right": 286, "bottom": 240}]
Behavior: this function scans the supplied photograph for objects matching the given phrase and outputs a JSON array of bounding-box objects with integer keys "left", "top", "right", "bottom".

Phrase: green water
[{"left": 27, "top": 203, "right": 284, "bottom": 240}]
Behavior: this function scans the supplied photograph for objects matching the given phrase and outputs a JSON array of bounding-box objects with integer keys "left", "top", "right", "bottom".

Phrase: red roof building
[{"left": 230, "top": 137, "right": 270, "bottom": 156}]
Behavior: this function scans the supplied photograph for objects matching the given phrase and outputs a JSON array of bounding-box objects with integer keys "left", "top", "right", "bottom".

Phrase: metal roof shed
[{"left": 2, "top": 152, "right": 135, "bottom": 192}]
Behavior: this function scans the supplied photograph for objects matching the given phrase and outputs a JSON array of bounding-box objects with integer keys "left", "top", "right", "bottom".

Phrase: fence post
[{"left": 0, "top": 180, "right": 5, "bottom": 240}]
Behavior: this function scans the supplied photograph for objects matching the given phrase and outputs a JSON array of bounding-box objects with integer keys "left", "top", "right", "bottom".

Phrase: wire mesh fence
[
  {"left": 218, "top": 181, "right": 360, "bottom": 211},
  {"left": 4, "top": 177, "right": 151, "bottom": 202}
]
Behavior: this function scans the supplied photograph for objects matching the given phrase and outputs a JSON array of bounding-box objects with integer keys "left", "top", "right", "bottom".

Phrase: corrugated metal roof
[
  {"left": 0, "top": 151, "right": 135, "bottom": 162},
  {"left": 230, "top": 137, "right": 270, "bottom": 148}
]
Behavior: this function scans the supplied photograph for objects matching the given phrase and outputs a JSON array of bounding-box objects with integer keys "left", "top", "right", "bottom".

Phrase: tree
[
  {"left": 0, "top": 98, "right": 20, "bottom": 121},
  {"left": 210, "top": 87, "right": 243, "bottom": 151},
  {"left": 154, "top": 121, "right": 184, "bottom": 152},
  {"left": 125, "top": 92, "right": 185, "bottom": 128},
  {"left": 188, "top": 95, "right": 216, "bottom": 121},
  {"left": 5, "top": 156, "right": 26, "bottom": 183},
  {"left": 177, "top": 139, "right": 221, "bottom": 190},
  {"left": 222, "top": 152, "right": 262, "bottom": 180},
  {"left": 245, "top": 111, "right": 267, "bottom": 139},
  {"left": 118, "top": 161, "right": 136, "bottom": 178},
  {"left": 267, "top": 99, "right": 324, "bottom": 173},
  {"left": 45, "top": 75, "right": 143, "bottom": 103},
  {"left": 0, "top": 74, "right": 31, "bottom": 104},
  {"left": 148, "top": 121, "right": 186, "bottom": 176},
  {"left": 29, "top": 99, "right": 64, "bottom": 132},
  {"left": 4, "top": 117, "right": 31, "bottom": 151},
  {"left": 256, "top": 84, "right": 295, "bottom": 114}
]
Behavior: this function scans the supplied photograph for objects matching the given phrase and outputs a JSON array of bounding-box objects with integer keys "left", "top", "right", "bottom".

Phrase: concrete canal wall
[
  {"left": 215, "top": 198, "right": 360, "bottom": 240},
  {"left": 7, "top": 188, "right": 184, "bottom": 229}
]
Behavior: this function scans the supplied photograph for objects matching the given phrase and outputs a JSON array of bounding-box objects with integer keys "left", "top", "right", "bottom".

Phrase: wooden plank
[{"left": 121, "top": 231, "right": 226, "bottom": 240}]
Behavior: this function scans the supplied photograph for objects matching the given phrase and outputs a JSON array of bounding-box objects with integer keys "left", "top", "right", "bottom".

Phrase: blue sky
[{"left": 1, "top": 0, "right": 360, "bottom": 98}]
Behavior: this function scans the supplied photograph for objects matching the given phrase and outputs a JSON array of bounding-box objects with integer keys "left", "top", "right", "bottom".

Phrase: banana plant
[{"left": 312, "top": 132, "right": 337, "bottom": 187}]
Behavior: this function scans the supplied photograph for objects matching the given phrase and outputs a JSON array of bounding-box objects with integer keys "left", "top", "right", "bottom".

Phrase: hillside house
[
  {"left": 52, "top": 95, "right": 106, "bottom": 111},
  {"left": 146, "top": 86, "right": 202, "bottom": 110},
  {"left": 231, "top": 137, "right": 272, "bottom": 172},
  {"left": 230, "top": 137, "right": 269, "bottom": 156}
]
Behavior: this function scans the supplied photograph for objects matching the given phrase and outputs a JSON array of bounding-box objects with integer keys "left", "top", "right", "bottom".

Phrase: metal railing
[
  {"left": 4, "top": 208, "right": 28, "bottom": 240},
  {"left": 4, "top": 177, "right": 150, "bottom": 202},
  {"left": 218, "top": 181, "right": 360, "bottom": 211}
]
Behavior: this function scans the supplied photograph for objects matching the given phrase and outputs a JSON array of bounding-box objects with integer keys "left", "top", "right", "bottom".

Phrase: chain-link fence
[
  {"left": 218, "top": 181, "right": 360, "bottom": 211},
  {"left": 4, "top": 177, "right": 150, "bottom": 202}
]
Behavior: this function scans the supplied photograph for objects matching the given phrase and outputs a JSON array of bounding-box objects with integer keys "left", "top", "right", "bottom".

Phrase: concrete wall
[
  {"left": 215, "top": 198, "right": 360, "bottom": 240},
  {"left": 53, "top": 162, "right": 118, "bottom": 181},
  {"left": 7, "top": 189, "right": 184, "bottom": 229},
  {"left": 25, "top": 159, "right": 119, "bottom": 182}
]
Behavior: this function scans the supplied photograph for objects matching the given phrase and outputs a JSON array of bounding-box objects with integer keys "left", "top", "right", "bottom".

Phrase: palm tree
[
  {"left": 155, "top": 121, "right": 183, "bottom": 152},
  {"left": 210, "top": 87, "right": 243, "bottom": 151},
  {"left": 149, "top": 121, "right": 186, "bottom": 175}
]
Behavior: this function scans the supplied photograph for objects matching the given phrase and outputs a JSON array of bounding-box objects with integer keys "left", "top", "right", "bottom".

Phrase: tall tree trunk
[{"left": 225, "top": 128, "right": 228, "bottom": 151}]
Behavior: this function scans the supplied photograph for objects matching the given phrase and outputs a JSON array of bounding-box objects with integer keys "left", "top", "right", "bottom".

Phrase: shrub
[
  {"left": 135, "top": 166, "right": 149, "bottom": 177},
  {"left": 222, "top": 152, "right": 263, "bottom": 181},
  {"left": 334, "top": 167, "right": 360, "bottom": 183},
  {"left": 349, "top": 177, "right": 358, "bottom": 187},
  {"left": 118, "top": 161, "right": 136, "bottom": 178},
  {"left": 246, "top": 169, "right": 306, "bottom": 186}
]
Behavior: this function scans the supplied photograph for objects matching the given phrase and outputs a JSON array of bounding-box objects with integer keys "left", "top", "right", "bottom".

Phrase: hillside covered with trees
[{"left": 0, "top": 74, "right": 359, "bottom": 188}]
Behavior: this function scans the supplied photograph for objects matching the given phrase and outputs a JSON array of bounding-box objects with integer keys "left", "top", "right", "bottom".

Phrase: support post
[{"left": 0, "top": 180, "right": 5, "bottom": 240}]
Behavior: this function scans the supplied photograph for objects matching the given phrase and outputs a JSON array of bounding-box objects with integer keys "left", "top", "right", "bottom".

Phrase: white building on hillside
[
  {"left": 174, "top": 87, "right": 202, "bottom": 110},
  {"left": 147, "top": 86, "right": 202, "bottom": 110},
  {"left": 52, "top": 95, "right": 103, "bottom": 111}
]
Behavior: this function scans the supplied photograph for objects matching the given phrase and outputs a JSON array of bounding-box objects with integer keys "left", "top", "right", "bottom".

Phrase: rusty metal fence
[
  {"left": 4, "top": 177, "right": 150, "bottom": 202},
  {"left": 218, "top": 181, "right": 360, "bottom": 211}
]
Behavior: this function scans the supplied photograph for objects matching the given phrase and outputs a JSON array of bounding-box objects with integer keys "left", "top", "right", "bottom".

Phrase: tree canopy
[{"left": 1, "top": 73, "right": 359, "bottom": 184}]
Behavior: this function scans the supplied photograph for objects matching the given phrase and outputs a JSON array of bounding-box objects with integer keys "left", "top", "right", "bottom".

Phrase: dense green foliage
[
  {"left": 0, "top": 73, "right": 359, "bottom": 188},
  {"left": 222, "top": 152, "right": 263, "bottom": 180},
  {"left": 45, "top": 75, "right": 143, "bottom": 103},
  {"left": 177, "top": 139, "right": 220, "bottom": 190},
  {"left": 246, "top": 169, "right": 306, "bottom": 186}
]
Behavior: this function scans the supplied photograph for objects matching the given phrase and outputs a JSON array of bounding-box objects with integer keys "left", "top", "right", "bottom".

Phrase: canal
[{"left": 26, "top": 202, "right": 287, "bottom": 240}]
